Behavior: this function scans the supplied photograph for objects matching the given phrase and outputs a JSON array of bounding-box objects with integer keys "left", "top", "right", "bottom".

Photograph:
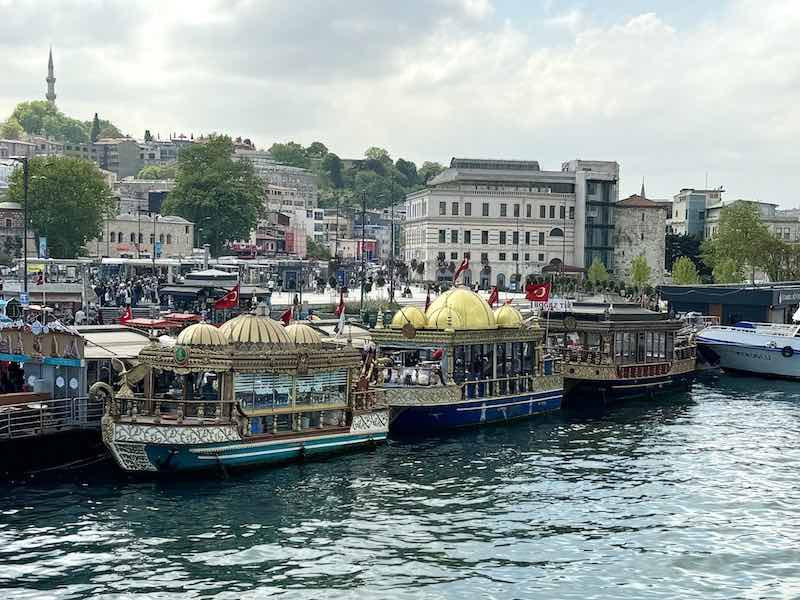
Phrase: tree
[
  {"left": 137, "top": 164, "right": 177, "bottom": 180},
  {"left": 306, "top": 141, "right": 328, "bottom": 159},
  {"left": 90, "top": 113, "right": 101, "bottom": 142},
  {"left": 702, "top": 201, "right": 773, "bottom": 283},
  {"left": 97, "top": 122, "right": 123, "bottom": 139},
  {"left": 712, "top": 257, "right": 742, "bottom": 284},
  {"left": 7, "top": 100, "right": 124, "bottom": 144},
  {"left": 268, "top": 141, "right": 308, "bottom": 168},
  {"left": 144, "top": 129, "right": 153, "bottom": 142},
  {"left": 0, "top": 118, "right": 24, "bottom": 140},
  {"left": 306, "top": 239, "right": 331, "bottom": 260},
  {"left": 162, "top": 135, "right": 264, "bottom": 256},
  {"left": 672, "top": 256, "right": 700, "bottom": 284},
  {"left": 418, "top": 161, "right": 446, "bottom": 184},
  {"left": 587, "top": 257, "right": 609, "bottom": 287},
  {"left": 630, "top": 254, "right": 652, "bottom": 289},
  {"left": 7, "top": 156, "right": 114, "bottom": 258},
  {"left": 364, "top": 146, "right": 391, "bottom": 164},
  {"left": 320, "top": 153, "right": 344, "bottom": 188},
  {"left": 395, "top": 158, "right": 418, "bottom": 187}
]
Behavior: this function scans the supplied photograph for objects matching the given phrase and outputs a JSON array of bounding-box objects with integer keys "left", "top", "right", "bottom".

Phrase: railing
[
  {"left": 109, "top": 396, "right": 238, "bottom": 424},
  {"left": 0, "top": 396, "right": 102, "bottom": 441},
  {"left": 558, "top": 348, "right": 611, "bottom": 365},
  {"left": 351, "top": 388, "right": 390, "bottom": 412},
  {"left": 674, "top": 346, "right": 696, "bottom": 360},
  {"left": 459, "top": 372, "right": 559, "bottom": 400}
]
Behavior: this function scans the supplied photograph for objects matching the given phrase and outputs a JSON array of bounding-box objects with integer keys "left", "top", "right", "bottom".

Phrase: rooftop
[
  {"left": 449, "top": 158, "right": 541, "bottom": 171},
  {"left": 617, "top": 194, "right": 665, "bottom": 209}
]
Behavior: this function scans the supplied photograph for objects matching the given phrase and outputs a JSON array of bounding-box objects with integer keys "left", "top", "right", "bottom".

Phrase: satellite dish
[{"left": 401, "top": 322, "right": 417, "bottom": 339}]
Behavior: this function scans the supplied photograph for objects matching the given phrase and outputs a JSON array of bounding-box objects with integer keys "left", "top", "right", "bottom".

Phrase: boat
[
  {"left": 97, "top": 306, "right": 389, "bottom": 474},
  {"left": 696, "top": 321, "right": 800, "bottom": 379},
  {"left": 369, "top": 287, "right": 563, "bottom": 435},
  {"left": 543, "top": 300, "right": 697, "bottom": 404}
]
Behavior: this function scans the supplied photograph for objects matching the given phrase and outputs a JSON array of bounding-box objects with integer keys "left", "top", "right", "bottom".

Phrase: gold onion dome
[
  {"left": 176, "top": 322, "right": 228, "bottom": 347},
  {"left": 426, "top": 305, "right": 463, "bottom": 330},
  {"left": 494, "top": 304, "right": 524, "bottom": 328},
  {"left": 284, "top": 323, "right": 322, "bottom": 344},
  {"left": 425, "top": 287, "right": 496, "bottom": 330},
  {"left": 220, "top": 313, "right": 292, "bottom": 345},
  {"left": 390, "top": 306, "right": 428, "bottom": 330}
]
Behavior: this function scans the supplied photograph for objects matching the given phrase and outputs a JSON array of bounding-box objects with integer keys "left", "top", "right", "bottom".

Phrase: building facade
[
  {"left": 613, "top": 195, "right": 667, "bottom": 285},
  {"left": 115, "top": 179, "right": 176, "bottom": 214},
  {"left": 85, "top": 213, "right": 194, "bottom": 258},
  {"left": 234, "top": 149, "right": 318, "bottom": 209},
  {"left": 403, "top": 157, "right": 618, "bottom": 288},
  {"left": 670, "top": 188, "right": 724, "bottom": 237},
  {"left": 704, "top": 200, "right": 800, "bottom": 241},
  {"left": 64, "top": 138, "right": 143, "bottom": 178}
]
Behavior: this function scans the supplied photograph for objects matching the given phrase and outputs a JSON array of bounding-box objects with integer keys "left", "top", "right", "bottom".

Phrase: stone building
[
  {"left": 234, "top": 149, "right": 318, "bottom": 209},
  {"left": 115, "top": 179, "right": 176, "bottom": 214},
  {"left": 64, "top": 138, "right": 142, "bottom": 178},
  {"left": 613, "top": 194, "right": 666, "bottom": 285},
  {"left": 403, "top": 157, "right": 618, "bottom": 288},
  {"left": 85, "top": 213, "right": 194, "bottom": 258}
]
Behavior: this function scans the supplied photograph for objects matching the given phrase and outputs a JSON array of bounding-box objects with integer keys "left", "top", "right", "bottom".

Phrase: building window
[
  {"left": 159, "top": 234, "right": 165, "bottom": 243},
  {"left": 560, "top": 206, "right": 565, "bottom": 219},
  {"left": 550, "top": 228, "right": 564, "bottom": 237},
  {"left": 524, "top": 252, "right": 530, "bottom": 261},
  {"left": 481, "top": 252, "right": 489, "bottom": 263},
  {"left": 642, "top": 213, "right": 645, "bottom": 222},
  {"left": 512, "top": 231, "right": 519, "bottom": 245},
  {"left": 4, "top": 219, "right": 10, "bottom": 228},
  {"left": 465, "top": 202, "right": 472, "bottom": 216},
  {"left": 451, "top": 230, "right": 458, "bottom": 243},
  {"left": 500, "top": 204, "right": 507, "bottom": 217},
  {"left": 588, "top": 182, "right": 597, "bottom": 194},
  {"left": 464, "top": 230, "right": 471, "bottom": 244},
  {"left": 499, "top": 231, "right": 506, "bottom": 245},
  {"left": 512, "top": 252, "right": 519, "bottom": 262},
  {"left": 569, "top": 207, "right": 575, "bottom": 219},
  {"left": 538, "top": 253, "right": 545, "bottom": 262},
  {"left": 118, "top": 232, "right": 123, "bottom": 242},
  {"left": 438, "top": 251, "right": 446, "bottom": 261},
  {"left": 130, "top": 233, "right": 136, "bottom": 243},
  {"left": 138, "top": 233, "right": 143, "bottom": 244},
  {"left": 540, "top": 205, "right": 546, "bottom": 218},
  {"left": 499, "top": 252, "right": 506, "bottom": 261},
  {"left": 166, "top": 234, "right": 172, "bottom": 244},
  {"left": 185, "top": 226, "right": 189, "bottom": 234},
  {"left": 525, "top": 231, "right": 530, "bottom": 245},
  {"left": 451, "top": 252, "right": 458, "bottom": 260},
  {"left": 439, "top": 202, "right": 446, "bottom": 216},
  {"left": 110, "top": 232, "right": 116, "bottom": 242},
  {"left": 452, "top": 202, "right": 459, "bottom": 216},
  {"left": 513, "top": 204, "right": 520, "bottom": 218},
  {"left": 481, "top": 230, "right": 489, "bottom": 244},
  {"left": 464, "top": 251, "right": 471, "bottom": 259},
  {"left": 538, "top": 232, "right": 545, "bottom": 245},
  {"left": 526, "top": 205, "right": 532, "bottom": 218},
  {"left": 549, "top": 205, "right": 555, "bottom": 218},
  {"left": 641, "top": 233, "right": 644, "bottom": 241},
  {"left": 150, "top": 234, "right": 155, "bottom": 244},
  {"left": 439, "top": 230, "right": 446, "bottom": 244},
  {"left": 482, "top": 203, "right": 489, "bottom": 217}
]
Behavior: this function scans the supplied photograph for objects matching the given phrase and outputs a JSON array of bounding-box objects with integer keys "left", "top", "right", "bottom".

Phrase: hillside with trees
[{"left": 2, "top": 101, "right": 123, "bottom": 143}]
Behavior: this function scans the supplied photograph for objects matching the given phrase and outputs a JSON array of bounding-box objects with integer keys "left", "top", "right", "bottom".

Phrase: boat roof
[{"left": 76, "top": 325, "right": 152, "bottom": 360}]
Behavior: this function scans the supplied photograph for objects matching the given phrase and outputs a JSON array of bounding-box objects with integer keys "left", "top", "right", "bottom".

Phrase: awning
[
  {"left": 77, "top": 325, "right": 152, "bottom": 360},
  {"left": 159, "top": 285, "right": 206, "bottom": 297}
]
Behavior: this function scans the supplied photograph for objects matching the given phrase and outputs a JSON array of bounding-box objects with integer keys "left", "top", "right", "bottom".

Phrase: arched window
[
  {"left": 138, "top": 233, "right": 143, "bottom": 244},
  {"left": 130, "top": 232, "right": 136, "bottom": 243},
  {"left": 118, "top": 232, "right": 123, "bottom": 243},
  {"left": 110, "top": 232, "right": 115, "bottom": 242},
  {"left": 549, "top": 228, "right": 564, "bottom": 237},
  {"left": 496, "top": 273, "right": 506, "bottom": 290},
  {"left": 166, "top": 234, "right": 172, "bottom": 245},
  {"left": 159, "top": 234, "right": 165, "bottom": 243},
  {"left": 4, "top": 219, "right": 11, "bottom": 228}
]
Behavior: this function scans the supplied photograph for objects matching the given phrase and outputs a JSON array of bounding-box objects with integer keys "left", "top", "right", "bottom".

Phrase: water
[{"left": 2, "top": 376, "right": 800, "bottom": 599}]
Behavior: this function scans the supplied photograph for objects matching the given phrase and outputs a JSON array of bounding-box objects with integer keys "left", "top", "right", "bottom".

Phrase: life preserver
[{"left": 782, "top": 346, "right": 794, "bottom": 358}]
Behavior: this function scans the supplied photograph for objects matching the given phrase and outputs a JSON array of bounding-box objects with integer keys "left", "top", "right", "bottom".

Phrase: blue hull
[
  {"left": 143, "top": 431, "right": 387, "bottom": 473},
  {"left": 389, "top": 388, "right": 562, "bottom": 436}
]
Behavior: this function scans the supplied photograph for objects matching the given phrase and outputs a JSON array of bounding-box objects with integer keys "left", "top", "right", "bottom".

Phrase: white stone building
[
  {"left": 85, "top": 213, "right": 194, "bottom": 258},
  {"left": 403, "top": 158, "right": 619, "bottom": 288},
  {"left": 705, "top": 199, "right": 800, "bottom": 241}
]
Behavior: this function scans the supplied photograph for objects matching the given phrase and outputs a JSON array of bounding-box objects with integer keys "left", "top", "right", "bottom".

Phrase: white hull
[{"left": 698, "top": 325, "right": 800, "bottom": 379}]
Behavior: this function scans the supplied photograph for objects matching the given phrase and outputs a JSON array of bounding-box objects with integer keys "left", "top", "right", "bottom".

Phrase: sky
[{"left": 2, "top": 0, "right": 799, "bottom": 205}]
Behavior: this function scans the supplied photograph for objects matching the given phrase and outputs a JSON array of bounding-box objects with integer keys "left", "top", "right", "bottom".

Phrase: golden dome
[
  {"left": 425, "top": 287, "right": 496, "bottom": 330},
  {"left": 494, "top": 304, "right": 523, "bottom": 328},
  {"left": 220, "top": 313, "right": 292, "bottom": 345},
  {"left": 426, "top": 305, "right": 463, "bottom": 330},
  {"left": 285, "top": 323, "right": 322, "bottom": 344},
  {"left": 176, "top": 322, "right": 228, "bottom": 347},
  {"left": 389, "top": 306, "right": 428, "bottom": 330}
]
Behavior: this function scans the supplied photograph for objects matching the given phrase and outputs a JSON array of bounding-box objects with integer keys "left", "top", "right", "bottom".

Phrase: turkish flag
[
  {"left": 526, "top": 283, "right": 551, "bottom": 303},
  {"left": 487, "top": 286, "right": 499, "bottom": 306},
  {"left": 119, "top": 305, "right": 132, "bottom": 324},
  {"left": 335, "top": 290, "right": 345, "bottom": 317},
  {"left": 452, "top": 257, "right": 469, "bottom": 283},
  {"left": 280, "top": 307, "right": 293, "bottom": 324},
  {"left": 213, "top": 284, "right": 240, "bottom": 310},
  {"left": 424, "top": 288, "right": 431, "bottom": 311}
]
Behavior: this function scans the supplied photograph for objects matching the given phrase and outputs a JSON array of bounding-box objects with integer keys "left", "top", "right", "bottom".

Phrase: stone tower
[{"left": 46, "top": 47, "right": 56, "bottom": 104}]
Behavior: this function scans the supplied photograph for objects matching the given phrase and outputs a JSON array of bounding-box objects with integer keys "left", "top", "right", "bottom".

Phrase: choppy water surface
[{"left": 2, "top": 376, "right": 800, "bottom": 599}]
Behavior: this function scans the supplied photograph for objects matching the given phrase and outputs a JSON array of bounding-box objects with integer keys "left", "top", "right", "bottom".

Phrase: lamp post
[
  {"left": 7, "top": 156, "right": 29, "bottom": 295},
  {"left": 389, "top": 176, "right": 396, "bottom": 305},
  {"left": 360, "top": 189, "right": 367, "bottom": 315}
]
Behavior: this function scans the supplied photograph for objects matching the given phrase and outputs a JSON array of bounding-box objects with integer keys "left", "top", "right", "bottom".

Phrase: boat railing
[
  {"left": 558, "top": 348, "right": 612, "bottom": 365},
  {"left": 674, "top": 346, "right": 696, "bottom": 360},
  {"left": 0, "top": 396, "right": 102, "bottom": 440},
  {"left": 460, "top": 372, "right": 560, "bottom": 400},
  {"left": 107, "top": 395, "right": 238, "bottom": 425},
  {"left": 351, "top": 388, "right": 390, "bottom": 412}
]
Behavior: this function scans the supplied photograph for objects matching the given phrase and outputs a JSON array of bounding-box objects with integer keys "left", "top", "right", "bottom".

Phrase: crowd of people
[{"left": 92, "top": 275, "right": 163, "bottom": 308}]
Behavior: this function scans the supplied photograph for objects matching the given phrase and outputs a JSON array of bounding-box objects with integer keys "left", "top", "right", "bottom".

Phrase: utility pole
[
  {"left": 360, "top": 189, "right": 367, "bottom": 316},
  {"left": 7, "top": 156, "right": 29, "bottom": 295},
  {"left": 562, "top": 198, "right": 567, "bottom": 275},
  {"left": 389, "top": 176, "right": 396, "bottom": 305}
]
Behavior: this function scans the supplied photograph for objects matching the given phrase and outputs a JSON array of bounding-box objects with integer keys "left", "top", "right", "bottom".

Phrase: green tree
[
  {"left": 306, "top": 239, "right": 330, "bottom": 260},
  {"left": 671, "top": 256, "right": 700, "bottom": 284},
  {"left": 394, "top": 158, "right": 418, "bottom": 187},
  {"left": 162, "top": 135, "right": 264, "bottom": 255},
  {"left": 587, "top": 257, "right": 609, "bottom": 287},
  {"left": 712, "top": 257, "right": 743, "bottom": 284},
  {"left": 90, "top": 113, "right": 101, "bottom": 142},
  {"left": 702, "top": 201, "right": 773, "bottom": 282},
  {"left": 268, "top": 141, "right": 308, "bottom": 168},
  {"left": 0, "top": 118, "right": 24, "bottom": 140},
  {"left": 418, "top": 161, "right": 445, "bottom": 184},
  {"left": 97, "top": 122, "right": 123, "bottom": 139},
  {"left": 320, "top": 153, "right": 344, "bottom": 188},
  {"left": 353, "top": 170, "right": 401, "bottom": 208},
  {"left": 630, "top": 253, "right": 652, "bottom": 288},
  {"left": 364, "top": 146, "right": 391, "bottom": 164},
  {"left": 7, "top": 156, "right": 114, "bottom": 258},
  {"left": 137, "top": 164, "right": 177, "bottom": 180},
  {"left": 306, "top": 141, "right": 328, "bottom": 159}
]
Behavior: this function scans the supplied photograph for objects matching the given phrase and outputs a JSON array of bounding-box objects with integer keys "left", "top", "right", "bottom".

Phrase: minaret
[
  {"left": 46, "top": 47, "right": 56, "bottom": 104},
  {"left": 640, "top": 178, "right": 646, "bottom": 200}
]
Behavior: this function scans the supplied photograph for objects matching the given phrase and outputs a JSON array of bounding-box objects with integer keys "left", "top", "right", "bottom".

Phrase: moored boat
[
  {"left": 369, "top": 287, "right": 563, "bottom": 435},
  {"left": 696, "top": 321, "right": 800, "bottom": 379},
  {"left": 97, "top": 307, "right": 388, "bottom": 474},
  {"left": 543, "top": 301, "right": 697, "bottom": 404}
]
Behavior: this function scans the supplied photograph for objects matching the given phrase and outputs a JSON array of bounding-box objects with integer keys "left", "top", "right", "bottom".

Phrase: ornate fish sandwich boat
[
  {"left": 543, "top": 301, "right": 697, "bottom": 404},
  {"left": 97, "top": 307, "right": 389, "bottom": 474},
  {"left": 369, "top": 287, "right": 564, "bottom": 435}
]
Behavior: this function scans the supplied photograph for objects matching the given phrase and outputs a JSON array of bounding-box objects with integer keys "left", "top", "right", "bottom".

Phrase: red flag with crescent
[
  {"left": 119, "top": 305, "right": 132, "bottom": 324},
  {"left": 452, "top": 257, "right": 469, "bottom": 283},
  {"left": 424, "top": 288, "right": 431, "bottom": 311},
  {"left": 213, "top": 283, "right": 240, "bottom": 310},
  {"left": 526, "top": 282, "right": 551, "bottom": 303},
  {"left": 487, "top": 286, "right": 499, "bottom": 306}
]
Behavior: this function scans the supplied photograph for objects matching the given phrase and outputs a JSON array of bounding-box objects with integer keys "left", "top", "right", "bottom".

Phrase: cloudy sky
[{"left": 2, "top": 0, "right": 799, "bottom": 204}]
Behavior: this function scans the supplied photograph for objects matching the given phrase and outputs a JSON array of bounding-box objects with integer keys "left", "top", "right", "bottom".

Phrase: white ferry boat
[{"left": 696, "top": 321, "right": 800, "bottom": 379}]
